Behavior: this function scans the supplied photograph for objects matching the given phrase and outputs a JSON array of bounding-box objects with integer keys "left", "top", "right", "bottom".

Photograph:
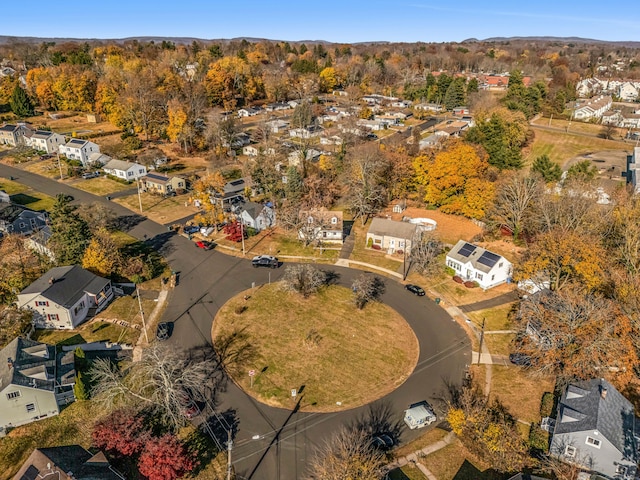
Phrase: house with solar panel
[
  {"left": 58, "top": 139, "right": 100, "bottom": 166},
  {"left": 445, "top": 240, "right": 512, "bottom": 290}
]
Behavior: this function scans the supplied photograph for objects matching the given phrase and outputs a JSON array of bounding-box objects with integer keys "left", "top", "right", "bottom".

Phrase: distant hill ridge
[{"left": 0, "top": 35, "right": 638, "bottom": 47}]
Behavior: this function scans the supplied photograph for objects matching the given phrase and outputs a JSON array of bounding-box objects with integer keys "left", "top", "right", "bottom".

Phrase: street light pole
[
  {"left": 57, "top": 153, "right": 64, "bottom": 180},
  {"left": 136, "top": 285, "right": 149, "bottom": 344},
  {"left": 477, "top": 317, "right": 486, "bottom": 366}
]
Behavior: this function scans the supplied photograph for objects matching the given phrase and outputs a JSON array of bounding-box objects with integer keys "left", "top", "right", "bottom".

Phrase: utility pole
[
  {"left": 240, "top": 220, "right": 245, "bottom": 256},
  {"left": 137, "top": 181, "right": 143, "bottom": 213},
  {"left": 477, "top": 317, "right": 486, "bottom": 366},
  {"left": 57, "top": 153, "right": 64, "bottom": 180},
  {"left": 226, "top": 430, "right": 233, "bottom": 480},
  {"left": 136, "top": 285, "right": 149, "bottom": 343}
]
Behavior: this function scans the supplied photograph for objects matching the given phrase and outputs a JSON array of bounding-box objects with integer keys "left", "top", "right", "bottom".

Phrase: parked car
[
  {"left": 156, "top": 322, "right": 172, "bottom": 341},
  {"left": 371, "top": 434, "right": 394, "bottom": 450},
  {"left": 82, "top": 171, "right": 100, "bottom": 179},
  {"left": 183, "top": 225, "right": 200, "bottom": 235},
  {"left": 252, "top": 255, "right": 279, "bottom": 268},
  {"left": 164, "top": 190, "right": 177, "bottom": 197},
  {"left": 179, "top": 393, "right": 200, "bottom": 419},
  {"left": 405, "top": 284, "right": 425, "bottom": 296},
  {"left": 200, "top": 226, "right": 214, "bottom": 237},
  {"left": 195, "top": 240, "right": 214, "bottom": 250}
]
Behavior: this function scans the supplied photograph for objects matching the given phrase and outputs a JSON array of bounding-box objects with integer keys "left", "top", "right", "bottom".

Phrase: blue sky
[{"left": 4, "top": 0, "right": 639, "bottom": 43}]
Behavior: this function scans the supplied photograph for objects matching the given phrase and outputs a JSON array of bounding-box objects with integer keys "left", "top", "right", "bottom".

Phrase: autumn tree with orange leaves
[{"left": 413, "top": 141, "right": 495, "bottom": 219}]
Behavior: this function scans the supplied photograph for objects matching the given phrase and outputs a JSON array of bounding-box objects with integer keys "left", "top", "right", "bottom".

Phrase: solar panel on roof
[
  {"left": 70, "top": 139, "right": 84, "bottom": 144},
  {"left": 477, "top": 251, "right": 501, "bottom": 268},
  {"left": 458, "top": 242, "right": 477, "bottom": 257}
]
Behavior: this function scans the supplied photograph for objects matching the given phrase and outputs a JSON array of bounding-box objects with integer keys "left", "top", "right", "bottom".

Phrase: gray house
[
  {"left": 17, "top": 265, "right": 114, "bottom": 329},
  {"left": 0, "top": 338, "right": 75, "bottom": 432},
  {"left": 239, "top": 202, "right": 275, "bottom": 232},
  {"left": 366, "top": 217, "right": 417, "bottom": 254},
  {"left": 0, "top": 203, "right": 48, "bottom": 235},
  {"left": 550, "top": 378, "right": 638, "bottom": 479},
  {"left": 14, "top": 445, "right": 125, "bottom": 480},
  {"left": 0, "top": 123, "right": 33, "bottom": 147}
]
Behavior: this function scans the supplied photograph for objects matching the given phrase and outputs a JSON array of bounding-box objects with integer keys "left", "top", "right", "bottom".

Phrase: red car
[{"left": 195, "top": 240, "right": 214, "bottom": 250}]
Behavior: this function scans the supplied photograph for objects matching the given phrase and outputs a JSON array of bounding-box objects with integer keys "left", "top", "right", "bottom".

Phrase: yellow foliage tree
[
  {"left": 166, "top": 100, "right": 188, "bottom": 150},
  {"left": 192, "top": 172, "right": 226, "bottom": 227},
  {"left": 446, "top": 408, "right": 466, "bottom": 436},
  {"left": 319, "top": 67, "right": 338, "bottom": 93},
  {"left": 413, "top": 141, "right": 495, "bottom": 219},
  {"left": 81, "top": 229, "right": 121, "bottom": 278}
]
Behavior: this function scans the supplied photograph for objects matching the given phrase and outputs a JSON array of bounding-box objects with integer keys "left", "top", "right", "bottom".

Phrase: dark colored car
[
  {"left": 195, "top": 240, "right": 214, "bottom": 250},
  {"left": 252, "top": 255, "right": 279, "bottom": 268},
  {"left": 509, "top": 353, "right": 531, "bottom": 366},
  {"left": 164, "top": 190, "right": 177, "bottom": 197},
  {"left": 82, "top": 171, "right": 100, "bottom": 179},
  {"left": 371, "top": 434, "right": 394, "bottom": 450},
  {"left": 156, "top": 322, "right": 172, "bottom": 341},
  {"left": 183, "top": 225, "right": 200, "bottom": 234},
  {"left": 405, "top": 284, "right": 426, "bottom": 296}
]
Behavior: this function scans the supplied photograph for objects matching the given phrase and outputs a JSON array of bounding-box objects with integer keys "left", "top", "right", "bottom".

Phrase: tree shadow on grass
[{"left": 452, "top": 460, "right": 508, "bottom": 480}]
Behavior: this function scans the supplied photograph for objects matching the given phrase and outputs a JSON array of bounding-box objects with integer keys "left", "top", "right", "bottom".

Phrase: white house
[
  {"left": 626, "top": 147, "right": 640, "bottom": 194},
  {"left": 17, "top": 265, "right": 114, "bottom": 329},
  {"left": 298, "top": 209, "right": 344, "bottom": 244},
  {"left": 58, "top": 139, "right": 100, "bottom": 166},
  {"left": 0, "top": 338, "right": 76, "bottom": 431},
  {"left": 27, "top": 130, "right": 65, "bottom": 154},
  {"left": 103, "top": 158, "right": 147, "bottom": 181},
  {"left": 238, "top": 107, "right": 260, "bottom": 117},
  {"left": 446, "top": 240, "right": 512, "bottom": 290},
  {"left": 239, "top": 202, "right": 275, "bottom": 232},
  {"left": 289, "top": 125, "right": 323, "bottom": 138},
  {"left": 618, "top": 82, "right": 639, "bottom": 101},
  {"left": 366, "top": 218, "right": 417, "bottom": 254},
  {"left": 266, "top": 119, "right": 289, "bottom": 133},
  {"left": 570, "top": 95, "right": 612, "bottom": 121},
  {"left": 243, "top": 145, "right": 259, "bottom": 156},
  {"left": 415, "top": 103, "right": 444, "bottom": 113}
]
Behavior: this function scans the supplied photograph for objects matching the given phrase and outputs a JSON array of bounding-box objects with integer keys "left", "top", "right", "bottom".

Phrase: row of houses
[
  {"left": 568, "top": 95, "right": 613, "bottom": 121},
  {"left": 577, "top": 77, "right": 640, "bottom": 101}
]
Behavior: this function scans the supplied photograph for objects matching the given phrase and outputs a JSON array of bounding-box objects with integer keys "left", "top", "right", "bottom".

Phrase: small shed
[
  {"left": 392, "top": 200, "right": 406, "bottom": 213},
  {"left": 404, "top": 404, "right": 436, "bottom": 429},
  {"left": 86, "top": 113, "right": 101, "bottom": 123}
]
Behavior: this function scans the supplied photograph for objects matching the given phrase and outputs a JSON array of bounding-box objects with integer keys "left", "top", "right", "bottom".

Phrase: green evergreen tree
[
  {"left": 467, "top": 78, "right": 479, "bottom": 94},
  {"left": 49, "top": 194, "right": 92, "bottom": 265},
  {"left": 466, "top": 113, "right": 524, "bottom": 170},
  {"left": 285, "top": 166, "right": 304, "bottom": 202},
  {"left": 531, "top": 155, "right": 562, "bottom": 183},
  {"left": 444, "top": 78, "right": 467, "bottom": 110},
  {"left": 74, "top": 372, "right": 88, "bottom": 400},
  {"left": 566, "top": 160, "right": 598, "bottom": 183},
  {"left": 9, "top": 84, "right": 34, "bottom": 117}
]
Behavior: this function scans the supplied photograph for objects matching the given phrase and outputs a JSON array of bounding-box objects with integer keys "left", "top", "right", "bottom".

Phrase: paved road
[
  {"left": 0, "top": 160, "right": 471, "bottom": 480},
  {"left": 458, "top": 290, "right": 520, "bottom": 313}
]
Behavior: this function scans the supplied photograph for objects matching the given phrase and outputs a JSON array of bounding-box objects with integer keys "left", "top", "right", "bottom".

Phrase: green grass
[
  {"left": 0, "top": 177, "right": 57, "bottom": 211},
  {"left": 394, "top": 428, "right": 448, "bottom": 458},
  {"left": 0, "top": 401, "right": 96, "bottom": 479},
  {"left": 213, "top": 284, "right": 418, "bottom": 412},
  {"left": 72, "top": 176, "right": 132, "bottom": 196},
  {"left": 468, "top": 304, "right": 516, "bottom": 331},
  {"left": 349, "top": 222, "right": 404, "bottom": 273}
]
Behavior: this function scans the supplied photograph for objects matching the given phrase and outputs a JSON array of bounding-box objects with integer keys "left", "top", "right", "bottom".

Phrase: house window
[
  {"left": 26, "top": 403, "right": 35, "bottom": 412},
  {"left": 47, "top": 314, "right": 59, "bottom": 321},
  {"left": 586, "top": 436, "right": 601, "bottom": 448},
  {"left": 73, "top": 301, "right": 85, "bottom": 315},
  {"left": 331, "top": 217, "right": 337, "bottom": 224},
  {"left": 564, "top": 445, "right": 576, "bottom": 457},
  {"left": 19, "top": 222, "right": 26, "bottom": 228},
  {"left": 499, "top": 262, "right": 503, "bottom": 268},
  {"left": 374, "top": 239, "right": 382, "bottom": 244},
  {"left": 128, "top": 171, "right": 133, "bottom": 176},
  {"left": 6, "top": 391, "right": 21, "bottom": 400},
  {"left": 491, "top": 275, "right": 495, "bottom": 281},
  {"left": 308, "top": 216, "right": 314, "bottom": 224},
  {"left": 36, "top": 301, "right": 49, "bottom": 307}
]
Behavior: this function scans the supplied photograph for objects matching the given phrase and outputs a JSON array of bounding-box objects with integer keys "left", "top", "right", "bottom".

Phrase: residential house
[
  {"left": 288, "top": 148, "right": 322, "bottom": 166},
  {"left": 626, "top": 147, "right": 640, "bottom": 194},
  {"left": 602, "top": 111, "right": 624, "bottom": 125},
  {"left": 239, "top": 202, "right": 275, "bottom": 232},
  {"left": 0, "top": 338, "right": 75, "bottom": 431},
  {"left": 223, "top": 132, "right": 251, "bottom": 148},
  {"left": 0, "top": 123, "right": 33, "bottom": 147},
  {"left": 445, "top": 240, "right": 512, "bottom": 290},
  {"left": 243, "top": 145, "right": 259, "bottom": 156},
  {"left": 87, "top": 152, "right": 112, "bottom": 166},
  {"left": 366, "top": 218, "right": 417, "bottom": 254},
  {"left": 27, "top": 130, "right": 65, "bottom": 154},
  {"left": 264, "top": 102, "right": 290, "bottom": 112},
  {"left": 138, "top": 173, "right": 185, "bottom": 195},
  {"left": 0, "top": 189, "right": 10, "bottom": 203},
  {"left": 392, "top": 200, "right": 406, "bottom": 213},
  {"left": 415, "top": 103, "right": 444, "bottom": 113},
  {"left": 17, "top": 265, "right": 114, "bottom": 329},
  {"left": 576, "top": 78, "right": 605, "bottom": 98},
  {"left": 374, "top": 114, "right": 401, "bottom": 126},
  {"left": 357, "top": 119, "right": 386, "bottom": 131},
  {"left": 549, "top": 378, "right": 638, "bottom": 479},
  {"left": 320, "top": 135, "right": 344, "bottom": 146},
  {"left": 618, "top": 82, "right": 639, "bottom": 101},
  {"left": 220, "top": 177, "right": 251, "bottom": 204},
  {"left": 570, "top": 95, "right": 613, "bottom": 121},
  {"left": 103, "top": 158, "right": 147, "bottom": 181},
  {"left": 391, "top": 99, "right": 412, "bottom": 108},
  {"left": 298, "top": 209, "right": 344, "bottom": 244},
  {"left": 58, "top": 139, "right": 100, "bottom": 166},
  {"left": 238, "top": 107, "right": 261, "bottom": 117},
  {"left": 452, "top": 106, "right": 470, "bottom": 116},
  {"left": 13, "top": 445, "right": 125, "bottom": 480},
  {"left": 266, "top": 119, "right": 289, "bottom": 133},
  {"left": 0, "top": 203, "right": 48, "bottom": 235},
  {"left": 289, "top": 125, "right": 323, "bottom": 138},
  {"left": 25, "top": 225, "right": 55, "bottom": 260},
  {"left": 419, "top": 132, "right": 448, "bottom": 150}
]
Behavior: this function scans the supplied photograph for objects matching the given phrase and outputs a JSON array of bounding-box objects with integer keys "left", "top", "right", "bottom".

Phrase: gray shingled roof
[
  {"left": 19, "top": 265, "right": 110, "bottom": 308},
  {"left": 0, "top": 338, "right": 58, "bottom": 392},
  {"left": 0, "top": 124, "right": 18, "bottom": 132},
  {"left": 367, "top": 217, "right": 417, "bottom": 239},
  {"left": 554, "top": 378, "right": 638, "bottom": 462},
  {"left": 103, "top": 158, "right": 138, "bottom": 171}
]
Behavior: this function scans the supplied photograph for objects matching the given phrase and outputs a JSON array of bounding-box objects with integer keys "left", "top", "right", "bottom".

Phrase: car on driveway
[
  {"left": 405, "top": 284, "right": 425, "bottom": 296},
  {"left": 183, "top": 225, "right": 200, "bottom": 235},
  {"left": 82, "top": 171, "right": 100, "bottom": 179},
  {"left": 252, "top": 255, "right": 279, "bottom": 268},
  {"left": 195, "top": 240, "right": 214, "bottom": 250},
  {"left": 156, "top": 322, "right": 172, "bottom": 341}
]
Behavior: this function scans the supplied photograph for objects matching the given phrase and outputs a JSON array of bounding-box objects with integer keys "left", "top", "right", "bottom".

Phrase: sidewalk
[{"left": 388, "top": 431, "right": 456, "bottom": 480}]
